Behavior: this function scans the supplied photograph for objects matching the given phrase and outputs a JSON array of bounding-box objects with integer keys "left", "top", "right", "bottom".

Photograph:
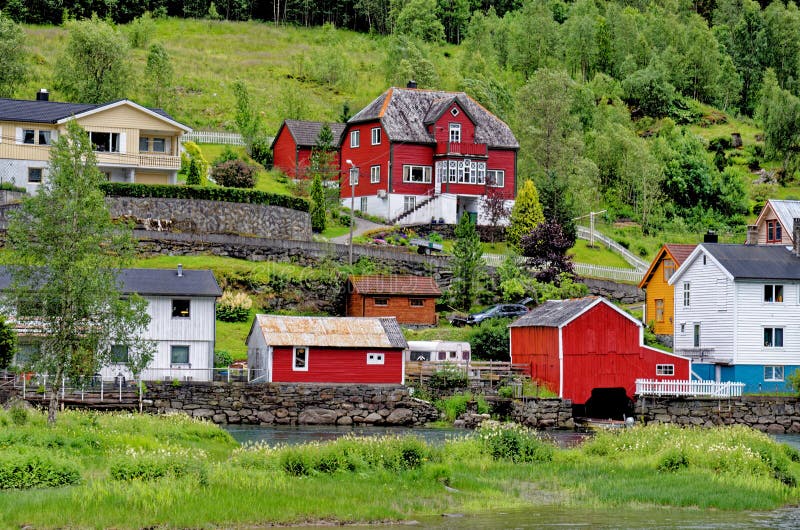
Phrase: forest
[{"left": 2, "top": 0, "right": 799, "bottom": 240}]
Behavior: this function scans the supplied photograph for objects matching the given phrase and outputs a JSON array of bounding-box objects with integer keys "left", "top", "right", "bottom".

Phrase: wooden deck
[{"left": 405, "top": 361, "right": 528, "bottom": 385}]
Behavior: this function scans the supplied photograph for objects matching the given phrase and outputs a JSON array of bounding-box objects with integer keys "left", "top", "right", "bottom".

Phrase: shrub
[
  {"left": 281, "top": 448, "right": 312, "bottom": 476},
  {"left": 435, "top": 392, "right": 489, "bottom": 422},
  {"left": 9, "top": 405, "right": 27, "bottom": 426},
  {"left": 213, "top": 350, "right": 233, "bottom": 368},
  {"left": 126, "top": 12, "right": 154, "bottom": 48},
  {"left": 212, "top": 159, "right": 256, "bottom": 188},
  {"left": 428, "top": 364, "right": 468, "bottom": 393},
  {"left": 99, "top": 182, "right": 309, "bottom": 212},
  {"left": 213, "top": 146, "right": 240, "bottom": 165},
  {"left": 0, "top": 453, "right": 81, "bottom": 489},
  {"left": 657, "top": 448, "right": 689, "bottom": 472},
  {"left": 250, "top": 135, "right": 273, "bottom": 167},
  {"left": 216, "top": 291, "right": 253, "bottom": 322},
  {"left": 477, "top": 423, "right": 554, "bottom": 463},
  {"left": 0, "top": 182, "right": 25, "bottom": 193}
]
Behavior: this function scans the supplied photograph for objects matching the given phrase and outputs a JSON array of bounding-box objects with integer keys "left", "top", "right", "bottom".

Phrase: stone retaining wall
[
  {"left": 582, "top": 277, "right": 644, "bottom": 303},
  {"left": 511, "top": 398, "right": 575, "bottom": 429},
  {"left": 635, "top": 396, "right": 800, "bottom": 433},
  {"left": 143, "top": 382, "right": 440, "bottom": 426}
]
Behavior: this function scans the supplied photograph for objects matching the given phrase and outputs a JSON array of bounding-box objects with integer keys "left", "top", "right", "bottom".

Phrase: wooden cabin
[
  {"left": 638, "top": 244, "right": 696, "bottom": 337},
  {"left": 346, "top": 275, "right": 441, "bottom": 326},
  {"left": 271, "top": 120, "right": 345, "bottom": 178}
]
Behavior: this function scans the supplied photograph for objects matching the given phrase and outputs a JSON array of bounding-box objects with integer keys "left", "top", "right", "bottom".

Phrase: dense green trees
[
  {"left": 0, "top": 13, "right": 27, "bottom": 98},
  {"left": 450, "top": 213, "right": 484, "bottom": 311}
]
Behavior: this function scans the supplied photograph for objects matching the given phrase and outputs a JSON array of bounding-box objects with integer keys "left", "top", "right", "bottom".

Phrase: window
[
  {"left": 765, "top": 284, "right": 784, "bottom": 303},
  {"left": 374, "top": 298, "right": 388, "bottom": 306},
  {"left": 765, "top": 366, "right": 784, "bottom": 382},
  {"left": 767, "top": 220, "right": 782, "bottom": 243},
  {"left": 360, "top": 196, "right": 367, "bottom": 212},
  {"left": 486, "top": 169, "right": 504, "bottom": 187},
  {"left": 15, "top": 342, "right": 39, "bottom": 366},
  {"left": 170, "top": 345, "right": 190, "bottom": 365},
  {"left": 110, "top": 345, "right": 129, "bottom": 364},
  {"left": 693, "top": 323, "right": 701, "bottom": 348},
  {"left": 23, "top": 129, "right": 35, "bottom": 144},
  {"left": 450, "top": 107, "right": 459, "bottom": 117},
  {"left": 656, "top": 364, "right": 674, "bottom": 376},
  {"left": 28, "top": 168, "right": 42, "bottom": 183},
  {"left": 680, "top": 323, "right": 686, "bottom": 334},
  {"left": 350, "top": 130, "right": 360, "bottom": 148},
  {"left": 139, "top": 137, "right": 149, "bottom": 151},
  {"left": 449, "top": 123, "right": 461, "bottom": 143},
  {"left": 410, "top": 298, "right": 424, "bottom": 307},
  {"left": 402, "top": 165, "right": 432, "bottom": 183},
  {"left": 367, "top": 353, "right": 384, "bottom": 365},
  {"left": 663, "top": 259, "right": 675, "bottom": 281},
  {"left": 90, "top": 132, "right": 120, "bottom": 153},
  {"left": 171, "top": 299, "right": 190, "bottom": 318},
  {"left": 403, "top": 196, "right": 416, "bottom": 212},
  {"left": 38, "top": 130, "right": 51, "bottom": 145},
  {"left": 683, "top": 283, "right": 690, "bottom": 307},
  {"left": 371, "top": 127, "right": 381, "bottom": 145},
  {"left": 655, "top": 299, "right": 665, "bottom": 322},
  {"left": 370, "top": 165, "right": 380, "bottom": 184},
  {"left": 703, "top": 255, "right": 707, "bottom": 265},
  {"left": 152, "top": 138, "right": 166, "bottom": 152},
  {"left": 764, "top": 327, "right": 784, "bottom": 348},
  {"left": 293, "top": 346, "right": 308, "bottom": 371}
]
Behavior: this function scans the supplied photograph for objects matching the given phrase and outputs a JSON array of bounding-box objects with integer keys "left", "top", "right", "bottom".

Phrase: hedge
[{"left": 99, "top": 182, "right": 309, "bottom": 212}]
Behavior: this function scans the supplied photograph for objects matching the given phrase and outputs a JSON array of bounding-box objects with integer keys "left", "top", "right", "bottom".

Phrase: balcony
[
  {"left": 674, "top": 348, "right": 732, "bottom": 364},
  {"left": 435, "top": 142, "right": 488, "bottom": 157},
  {"left": 95, "top": 152, "right": 181, "bottom": 170}
]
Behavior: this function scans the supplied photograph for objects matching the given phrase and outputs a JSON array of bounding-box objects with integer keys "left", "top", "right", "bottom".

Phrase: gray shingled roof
[
  {"left": 0, "top": 98, "right": 176, "bottom": 124},
  {"left": 702, "top": 244, "right": 800, "bottom": 280},
  {"left": 0, "top": 266, "right": 222, "bottom": 297},
  {"left": 509, "top": 297, "right": 599, "bottom": 328},
  {"left": 378, "top": 317, "right": 408, "bottom": 349},
  {"left": 282, "top": 120, "right": 346, "bottom": 147},
  {"left": 348, "top": 88, "right": 519, "bottom": 149}
]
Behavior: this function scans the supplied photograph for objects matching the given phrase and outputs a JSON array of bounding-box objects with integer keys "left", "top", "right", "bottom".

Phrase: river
[{"left": 223, "top": 425, "right": 800, "bottom": 528}]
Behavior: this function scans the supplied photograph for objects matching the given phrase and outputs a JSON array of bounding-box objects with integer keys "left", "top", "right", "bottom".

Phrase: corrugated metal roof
[
  {"left": 253, "top": 315, "right": 408, "bottom": 349},
  {"left": 349, "top": 275, "right": 441, "bottom": 296},
  {"left": 348, "top": 87, "right": 519, "bottom": 149},
  {"left": 509, "top": 297, "right": 599, "bottom": 328},
  {"left": 0, "top": 97, "right": 177, "bottom": 124},
  {"left": 766, "top": 200, "right": 800, "bottom": 240},
  {"left": 702, "top": 244, "right": 800, "bottom": 280},
  {"left": 283, "top": 119, "right": 346, "bottom": 147}
]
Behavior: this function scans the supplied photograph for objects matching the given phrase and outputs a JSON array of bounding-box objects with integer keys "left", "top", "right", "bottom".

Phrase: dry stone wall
[{"left": 511, "top": 398, "right": 575, "bottom": 429}]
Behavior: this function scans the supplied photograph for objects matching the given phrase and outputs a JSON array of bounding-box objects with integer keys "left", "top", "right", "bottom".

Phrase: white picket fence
[
  {"left": 573, "top": 262, "right": 644, "bottom": 283},
  {"left": 636, "top": 379, "right": 746, "bottom": 398},
  {"left": 182, "top": 131, "right": 249, "bottom": 146},
  {"left": 576, "top": 225, "right": 649, "bottom": 271}
]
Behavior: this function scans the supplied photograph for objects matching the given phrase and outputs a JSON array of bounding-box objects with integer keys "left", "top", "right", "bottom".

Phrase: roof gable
[
  {"left": 276, "top": 119, "right": 346, "bottom": 149},
  {"left": 756, "top": 199, "right": 800, "bottom": 240},
  {"left": 423, "top": 96, "right": 477, "bottom": 126},
  {"left": 638, "top": 244, "right": 697, "bottom": 289},
  {"left": 510, "top": 296, "right": 642, "bottom": 329},
  {"left": 251, "top": 315, "right": 407, "bottom": 349},
  {"left": 348, "top": 275, "right": 441, "bottom": 296}
]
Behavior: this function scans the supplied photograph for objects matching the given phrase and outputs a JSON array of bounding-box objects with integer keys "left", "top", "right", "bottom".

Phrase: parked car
[{"left": 450, "top": 303, "right": 530, "bottom": 326}]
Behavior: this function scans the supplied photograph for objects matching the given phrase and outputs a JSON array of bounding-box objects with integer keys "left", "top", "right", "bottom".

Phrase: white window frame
[
  {"left": 370, "top": 165, "right": 380, "bottom": 184},
  {"left": 764, "top": 365, "right": 784, "bottom": 382},
  {"left": 449, "top": 123, "right": 461, "bottom": 143},
  {"left": 89, "top": 131, "right": 122, "bottom": 153},
  {"left": 683, "top": 282, "right": 690, "bottom": 307},
  {"left": 293, "top": 346, "right": 309, "bottom": 371},
  {"left": 487, "top": 169, "right": 504, "bottom": 187},
  {"left": 763, "top": 327, "right": 784, "bottom": 348},
  {"left": 360, "top": 196, "right": 367, "bottom": 212},
  {"left": 764, "top": 284, "right": 784, "bottom": 303},
  {"left": 371, "top": 127, "right": 381, "bottom": 145},
  {"left": 152, "top": 137, "right": 166, "bottom": 153},
  {"left": 350, "top": 130, "right": 360, "bottom": 148},
  {"left": 38, "top": 130, "right": 52, "bottom": 145},
  {"left": 693, "top": 323, "right": 701, "bottom": 348},
  {"left": 367, "top": 352, "right": 385, "bottom": 365},
  {"left": 170, "top": 345, "right": 190, "bottom": 366},
  {"left": 402, "top": 165, "right": 432, "bottom": 184},
  {"left": 656, "top": 364, "right": 674, "bottom": 376},
  {"left": 403, "top": 196, "right": 416, "bottom": 212},
  {"left": 22, "top": 129, "right": 35, "bottom": 145}
]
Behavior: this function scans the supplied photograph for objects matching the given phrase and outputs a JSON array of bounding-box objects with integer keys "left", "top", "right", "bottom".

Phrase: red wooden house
[
  {"left": 510, "top": 297, "right": 690, "bottom": 406},
  {"left": 271, "top": 120, "right": 345, "bottom": 178},
  {"left": 246, "top": 315, "right": 407, "bottom": 384},
  {"left": 339, "top": 83, "right": 519, "bottom": 225},
  {"left": 346, "top": 275, "right": 441, "bottom": 326}
]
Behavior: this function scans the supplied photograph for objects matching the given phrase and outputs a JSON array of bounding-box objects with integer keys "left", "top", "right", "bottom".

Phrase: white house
[
  {"left": 7, "top": 266, "right": 222, "bottom": 382},
  {"left": 669, "top": 242, "right": 800, "bottom": 392}
]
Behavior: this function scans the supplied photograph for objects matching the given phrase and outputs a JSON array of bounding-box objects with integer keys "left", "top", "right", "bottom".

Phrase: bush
[
  {"left": 657, "top": 448, "right": 689, "bottom": 472},
  {"left": 477, "top": 423, "right": 554, "bottom": 463},
  {"left": 435, "top": 392, "right": 489, "bottom": 422},
  {"left": 428, "top": 364, "right": 468, "bottom": 393},
  {"left": 213, "top": 146, "right": 240, "bottom": 165},
  {"left": 9, "top": 405, "right": 28, "bottom": 426},
  {"left": 249, "top": 135, "right": 273, "bottom": 167},
  {"left": 216, "top": 291, "right": 253, "bottom": 322},
  {"left": 470, "top": 319, "right": 511, "bottom": 361},
  {"left": 126, "top": 12, "right": 154, "bottom": 48},
  {"left": 0, "top": 453, "right": 81, "bottom": 489},
  {"left": 214, "top": 350, "right": 233, "bottom": 368},
  {"left": 211, "top": 159, "right": 256, "bottom": 188},
  {"left": 99, "top": 182, "right": 309, "bottom": 212},
  {"left": 0, "top": 182, "right": 25, "bottom": 193}
]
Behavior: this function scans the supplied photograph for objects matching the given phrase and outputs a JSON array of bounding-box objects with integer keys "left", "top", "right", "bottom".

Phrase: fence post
[
  {"left": 119, "top": 377, "right": 122, "bottom": 403},
  {"left": 100, "top": 378, "right": 104, "bottom": 402},
  {"left": 62, "top": 376, "right": 65, "bottom": 401},
  {"left": 22, "top": 376, "right": 25, "bottom": 399}
]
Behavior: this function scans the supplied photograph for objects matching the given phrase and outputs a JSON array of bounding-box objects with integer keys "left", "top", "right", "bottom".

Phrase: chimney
[
  {"left": 177, "top": 264, "right": 183, "bottom": 277},
  {"left": 704, "top": 230, "right": 718, "bottom": 244},
  {"left": 794, "top": 218, "right": 800, "bottom": 256},
  {"left": 36, "top": 89, "right": 49, "bottom": 101},
  {"left": 746, "top": 225, "right": 758, "bottom": 245},
  {"left": 407, "top": 80, "right": 417, "bottom": 89}
]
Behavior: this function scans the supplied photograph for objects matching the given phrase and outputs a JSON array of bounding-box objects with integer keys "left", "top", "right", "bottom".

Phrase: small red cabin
[
  {"left": 246, "top": 315, "right": 407, "bottom": 384},
  {"left": 271, "top": 120, "right": 345, "bottom": 178},
  {"left": 510, "top": 297, "right": 690, "bottom": 405},
  {"left": 346, "top": 275, "right": 441, "bottom": 326}
]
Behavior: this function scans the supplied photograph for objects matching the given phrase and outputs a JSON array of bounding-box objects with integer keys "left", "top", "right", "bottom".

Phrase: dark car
[{"left": 465, "top": 303, "right": 529, "bottom": 325}]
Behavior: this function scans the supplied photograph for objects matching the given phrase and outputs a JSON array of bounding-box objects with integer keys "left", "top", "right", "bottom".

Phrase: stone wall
[
  {"left": 511, "top": 398, "right": 575, "bottom": 429},
  {"left": 143, "top": 382, "right": 440, "bottom": 426},
  {"left": 582, "top": 277, "right": 644, "bottom": 303},
  {"left": 635, "top": 396, "right": 800, "bottom": 434}
]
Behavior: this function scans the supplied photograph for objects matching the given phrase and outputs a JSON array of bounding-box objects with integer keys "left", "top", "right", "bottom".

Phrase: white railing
[
  {"left": 182, "top": 131, "right": 256, "bottom": 146},
  {"left": 574, "top": 262, "right": 644, "bottom": 283},
  {"left": 576, "top": 225, "right": 649, "bottom": 271},
  {"left": 636, "top": 379, "right": 746, "bottom": 398}
]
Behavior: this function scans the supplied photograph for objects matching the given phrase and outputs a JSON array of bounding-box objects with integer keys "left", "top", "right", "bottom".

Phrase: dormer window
[
  {"left": 449, "top": 123, "right": 461, "bottom": 143},
  {"left": 767, "top": 220, "right": 782, "bottom": 242}
]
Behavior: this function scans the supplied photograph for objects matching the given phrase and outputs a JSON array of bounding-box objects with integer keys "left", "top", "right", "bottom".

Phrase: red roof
[
  {"left": 664, "top": 244, "right": 697, "bottom": 266},
  {"left": 349, "top": 275, "right": 441, "bottom": 296}
]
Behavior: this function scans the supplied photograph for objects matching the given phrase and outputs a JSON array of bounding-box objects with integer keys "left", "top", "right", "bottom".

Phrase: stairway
[{"left": 391, "top": 194, "right": 437, "bottom": 224}]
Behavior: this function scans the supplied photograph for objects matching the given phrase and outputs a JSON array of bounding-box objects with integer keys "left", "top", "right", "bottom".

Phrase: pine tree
[
  {"left": 186, "top": 158, "right": 201, "bottom": 185},
  {"left": 451, "top": 212, "right": 484, "bottom": 311},
  {"left": 310, "top": 173, "right": 326, "bottom": 232}
]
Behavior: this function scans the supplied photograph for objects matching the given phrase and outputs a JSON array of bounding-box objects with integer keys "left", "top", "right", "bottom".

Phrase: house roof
[
  {"left": 251, "top": 315, "right": 408, "bottom": 349},
  {"left": 695, "top": 244, "right": 800, "bottom": 281},
  {"left": 755, "top": 199, "right": 800, "bottom": 240},
  {"left": 348, "top": 87, "right": 519, "bottom": 149},
  {"left": 0, "top": 266, "right": 222, "bottom": 297},
  {"left": 0, "top": 98, "right": 187, "bottom": 130},
  {"left": 348, "top": 275, "right": 441, "bottom": 296},
  {"left": 510, "top": 297, "right": 601, "bottom": 328},
  {"left": 273, "top": 119, "right": 347, "bottom": 149},
  {"left": 638, "top": 244, "right": 697, "bottom": 289}
]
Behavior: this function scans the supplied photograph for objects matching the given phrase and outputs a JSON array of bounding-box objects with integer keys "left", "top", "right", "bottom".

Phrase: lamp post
[{"left": 345, "top": 159, "right": 358, "bottom": 266}]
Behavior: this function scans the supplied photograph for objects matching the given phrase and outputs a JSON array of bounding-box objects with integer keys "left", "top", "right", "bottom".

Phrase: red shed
[
  {"left": 246, "top": 315, "right": 407, "bottom": 384},
  {"left": 346, "top": 275, "right": 441, "bottom": 326},
  {"left": 510, "top": 297, "right": 690, "bottom": 405},
  {"left": 271, "top": 120, "right": 345, "bottom": 178}
]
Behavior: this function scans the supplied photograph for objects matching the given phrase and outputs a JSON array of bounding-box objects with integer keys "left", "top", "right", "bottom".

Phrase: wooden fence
[
  {"left": 576, "top": 225, "right": 649, "bottom": 271},
  {"left": 405, "top": 360, "right": 529, "bottom": 386},
  {"left": 182, "top": 131, "right": 261, "bottom": 146}
]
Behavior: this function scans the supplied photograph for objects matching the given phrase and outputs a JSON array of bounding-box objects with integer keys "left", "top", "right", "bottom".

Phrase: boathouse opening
[{"left": 578, "top": 387, "right": 633, "bottom": 420}]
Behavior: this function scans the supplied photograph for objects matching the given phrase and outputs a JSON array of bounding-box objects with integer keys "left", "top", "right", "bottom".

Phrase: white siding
[
  {"left": 734, "top": 280, "right": 800, "bottom": 366},
  {"left": 145, "top": 296, "right": 216, "bottom": 342},
  {"left": 246, "top": 324, "right": 270, "bottom": 381},
  {"left": 672, "top": 252, "right": 735, "bottom": 356}
]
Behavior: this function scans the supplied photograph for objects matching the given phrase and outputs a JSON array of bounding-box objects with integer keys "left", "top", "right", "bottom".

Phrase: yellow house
[
  {"left": 0, "top": 91, "right": 191, "bottom": 193},
  {"left": 638, "top": 244, "right": 696, "bottom": 336}
]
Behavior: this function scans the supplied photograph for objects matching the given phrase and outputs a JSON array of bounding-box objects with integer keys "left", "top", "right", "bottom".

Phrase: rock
[
  {"left": 298, "top": 408, "right": 338, "bottom": 424},
  {"left": 256, "top": 411, "right": 275, "bottom": 423},
  {"left": 364, "top": 412, "right": 383, "bottom": 424},
  {"left": 191, "top": 408, "right": 214, "bottom": 418},
  {"left": 385, "top": 408, "right": 413, "bottom": 425},
  {"left": 336, "top": 415, "right": 353, "bottom": 426}
]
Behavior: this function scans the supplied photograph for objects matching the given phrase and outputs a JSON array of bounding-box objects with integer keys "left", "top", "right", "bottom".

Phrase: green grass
[
  {"left": 569, "top": 239, "right": 632, "bottom": 268},
  {"left": 687, "top": 105, "right": 763, "bottom": 147},
  {"left": 216, "top": 314, "right": 253, "bottom": 361}
]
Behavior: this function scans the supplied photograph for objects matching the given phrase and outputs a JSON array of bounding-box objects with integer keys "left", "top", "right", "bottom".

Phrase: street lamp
[{"left": 345, "top": 159, "right": 358, "bottom": 266}]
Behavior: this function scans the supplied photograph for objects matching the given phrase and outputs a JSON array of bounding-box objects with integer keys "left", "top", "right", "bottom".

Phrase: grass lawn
[
  {"left": 216, "top": 316, "right": 253, "bottom": 361},
  {"left": 569, "top": 239, "right": 632, "bottom": 268},
  {"left": 321, "top": 223, "right": 350, "bottom": 239}
]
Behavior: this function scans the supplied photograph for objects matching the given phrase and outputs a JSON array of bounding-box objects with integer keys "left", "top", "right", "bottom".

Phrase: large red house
[
  {"left": 339, "top": 84, "right": 519, "bottom": 225},
  {"left": 246, "top": 315, "right": 407, "bottom": 384},
  {"left": 510, "top": 297, "right": 690, "bottom": 406},
  {"left": 271, "top": 120, "right": 345, "bottom": 178}
]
